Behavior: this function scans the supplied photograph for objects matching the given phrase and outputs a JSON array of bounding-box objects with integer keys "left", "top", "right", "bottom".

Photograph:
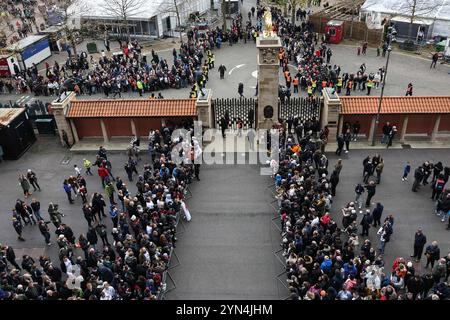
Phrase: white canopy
[
  {"left": 68, "top": 0, "right": 170, "bottom": 20},
  {"left": 361, "top": 0, "right": 450, "bottom": 21}
]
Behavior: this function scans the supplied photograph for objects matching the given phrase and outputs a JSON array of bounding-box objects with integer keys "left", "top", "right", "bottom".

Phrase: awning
[
  {"left": 66, "top": 99, "right": 197, "bottom": 118},
  {"left": 340, "top": 96, "right": 450, "bottom": 114}
]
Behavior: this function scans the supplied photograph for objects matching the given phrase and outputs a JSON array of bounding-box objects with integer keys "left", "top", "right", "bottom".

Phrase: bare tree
[
  {"left": 60, "top": 0, "right": 90, "bottom": 56},
  {"left": 275, "top": 0, "right": 307, "bottom": 23},
  {"left": 100, "top": 0, "right": 145, "bottom": 41},
  {"left": 157, "top": 0, "right": 193, "bottom": 43},
  {"left": 392, "top": 0, "right": 443, "bottom": 41},
  {"left": 221, "top": 0, "right": 227, "bottom": 32}
]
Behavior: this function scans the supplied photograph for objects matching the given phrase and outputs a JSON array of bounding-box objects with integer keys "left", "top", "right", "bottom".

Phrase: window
[{"left": 328, "top": 28, "right": 336, "bottom": 36}]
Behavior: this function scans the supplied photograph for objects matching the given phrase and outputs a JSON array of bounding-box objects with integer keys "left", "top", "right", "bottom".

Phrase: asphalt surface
[{"left": 166, "top": 162, "right": 281, "bottom": 300}]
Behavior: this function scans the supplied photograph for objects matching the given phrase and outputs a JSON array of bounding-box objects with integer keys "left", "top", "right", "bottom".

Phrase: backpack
[{"left": 436, "top": 179, "right": 445, "bottom": 191}]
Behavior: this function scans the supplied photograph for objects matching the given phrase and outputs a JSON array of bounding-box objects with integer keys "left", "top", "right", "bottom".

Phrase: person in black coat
[
  {"left": 46, "top": 264, "right": 62, "bottom": 283},
  {"left": 411, "top": 228, "right": 427, "bottom": 262},
  {"left": 238, "top": 82, "right": 244, "bottom": 97},
  {"left": 336, "top": 135, "right": 344, "bottom": 156},
  {"left": 4, "top": 245, "right": 21, "bottom": 270},
  {"left": 87, "top": 227, "right": 98, "bottom": 249},
  {"left": 432, "top": 161, "right": 443, "bottom": 182},
  {"left": 92, "top": 193, "right": 107, "bottom": 220},
  {"left": 421, "top": 273, "right": 435, "bottom": 297},
  {"left": 412, "top": 166, "right": 424, "bottom": 192},
  {"left": 406, "top": 275, "right": 424, "bottom": 300},
  {"left": 363, "top": 160, "right": 374, "bottom": 183},
  {"left": 360, "top": 210, "right": 373, "bottom": 236},
  {"left": 371, "top": 202, "right": 383, "bottom": 228},
  {"left": 425, "top": 241, "right": 440, "bottom": 269},
  {"left": 220, "top": 117, "right": 227, "bottom": 138},
  {"left": 12, "top": 218, "right": 25, "bottom": 241},
  {"left": 343, "top": 129, "right": 351, "bottom": 153},
  {"left": 96, "top": 223, "right": 109, "bottom": 246},
  {"left": 38, "top": 220, "right": 51, "bottom": 245},
  {"left": 365, "top": 181, "right": 376, "bottom": 207},
  {"left": 329, "top": 170, "right": 339, "bottom": 196}
]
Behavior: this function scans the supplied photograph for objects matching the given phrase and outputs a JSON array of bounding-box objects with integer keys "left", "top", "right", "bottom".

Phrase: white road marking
[
  {"left": 251, "top": 70, "right": 258, "bottom": 78},
  {"left": 228, "top": 64, "right": 246, "bottom": 75}
]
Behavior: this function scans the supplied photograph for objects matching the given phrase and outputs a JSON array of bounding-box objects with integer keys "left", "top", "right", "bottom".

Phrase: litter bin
[
  {"left": 87, "top": 42, "right": 98, "bottom": 54},
  {"left": 35, "top": 118, "right": 55, "bottom": 134}
]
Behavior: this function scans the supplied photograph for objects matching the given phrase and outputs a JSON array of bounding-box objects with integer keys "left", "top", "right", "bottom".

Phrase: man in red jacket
[{"left": 98, "top": 166, "right": 109, "bottom": 188}]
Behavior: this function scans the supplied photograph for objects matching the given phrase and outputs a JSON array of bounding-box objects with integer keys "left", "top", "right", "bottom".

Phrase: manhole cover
[
  {"left": 61, "top": 155, "right": 72, "bottom": 165},
  {"left": 401, "top": 144, "right": 412, "bottom": 149}
]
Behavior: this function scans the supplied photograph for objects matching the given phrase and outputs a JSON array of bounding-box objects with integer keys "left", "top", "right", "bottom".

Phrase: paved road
[{"left": 166, "top": 162, "right": 282, "bottom": 300}]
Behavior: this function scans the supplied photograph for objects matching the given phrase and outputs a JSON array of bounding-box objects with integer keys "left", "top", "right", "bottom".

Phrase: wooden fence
[{"left": 309, "top": 15, "right": 383, "bottom": 46}]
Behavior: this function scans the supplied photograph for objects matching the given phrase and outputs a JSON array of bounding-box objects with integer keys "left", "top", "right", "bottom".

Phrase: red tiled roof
[
  {"left": 66, "top": 99, "right": 197, "bottom": 118},
  {"left": 340, "top": 96, "right": 450, "bottom": 114}
]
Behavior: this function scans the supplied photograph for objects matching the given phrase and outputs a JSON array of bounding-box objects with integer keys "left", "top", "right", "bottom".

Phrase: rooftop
[
  {"left": 340, "top": 96, "right": 450, "bottom": 114},
  {"left": 6, "top": 35, "right": 47, "bottom": 51},
  {"left": 0, "top": 108, "right": 25, "bottom": 126},
  {"left": 66, "top": 99, "right": 198, "bottom": 118}
]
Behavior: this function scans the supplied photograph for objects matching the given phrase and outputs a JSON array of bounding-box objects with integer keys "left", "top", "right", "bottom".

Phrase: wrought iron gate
[
  {"left": 212, "top": 98, "right": 257, "bottom": 129},
  {"left": 278, "top": 97, "right": 322, "bottom": 122}
]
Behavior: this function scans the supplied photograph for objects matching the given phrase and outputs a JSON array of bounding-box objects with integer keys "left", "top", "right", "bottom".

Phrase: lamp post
[{"left": 371, "top": 29, "right": 395, "bottom": 146}]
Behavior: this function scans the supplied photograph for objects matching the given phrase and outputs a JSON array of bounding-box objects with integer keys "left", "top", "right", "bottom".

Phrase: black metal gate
[
  {"left": 212, "top": 98, "right": 257, "bottom": 129},
  {"left": 278, "top": 97, "right": 321, "bottom": 122}
]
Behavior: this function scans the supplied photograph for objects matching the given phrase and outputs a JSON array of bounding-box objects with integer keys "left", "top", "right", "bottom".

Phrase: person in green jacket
[
  {"left": 19, "top": 174, "right": 31, "bottom": 198},
  {"left": 105, "top": 182, "right": 116, "bottom": 205}
]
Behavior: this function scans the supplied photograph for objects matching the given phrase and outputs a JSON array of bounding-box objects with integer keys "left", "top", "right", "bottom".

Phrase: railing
[{"left": 267, "top": 176, "right": 291, "bottom": 300}]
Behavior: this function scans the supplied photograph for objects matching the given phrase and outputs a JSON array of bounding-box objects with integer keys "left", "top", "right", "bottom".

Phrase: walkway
[{"left": 166, "top": 162, "right": 282, "bottom": 300}]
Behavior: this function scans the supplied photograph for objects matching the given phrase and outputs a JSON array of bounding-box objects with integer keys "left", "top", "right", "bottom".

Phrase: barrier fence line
[
  {"left": 273, "top": 248, "right": 286, "bottom": 267},
  {"left": 165, "top": 272, "right": 177, "bottom": 295},
  {"left": 159, "top": 182, "right": 193, "bottom": 299},
  {"left": 268, "top": 174, "right": 291, "bottom": 300},
  {"left": 168, "top": 250, "right": 181, "bottom": 270}
]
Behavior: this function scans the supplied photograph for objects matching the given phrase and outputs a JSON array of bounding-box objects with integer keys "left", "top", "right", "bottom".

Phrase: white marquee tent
[
  {"left": 68, "top": 0, "right": 214, "bottom": 38},
  {"left": 361, "top": 0, "right": 450, "bottom": 37}
]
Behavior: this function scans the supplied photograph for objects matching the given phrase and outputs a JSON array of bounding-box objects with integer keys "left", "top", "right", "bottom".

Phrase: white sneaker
[
  {"left": 405, "top": 178, "right": 408, "bottom": 181},
  {"left": 345, "top": 150, "right": 349, "bottom": 153},
  {"left": 402, "top": 178, "right": 405, "bottom": 181}
]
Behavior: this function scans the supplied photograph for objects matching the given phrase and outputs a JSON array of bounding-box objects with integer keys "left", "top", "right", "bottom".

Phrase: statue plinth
[{"left": 256, "top": 36, "right": 282, "bottom": 130}]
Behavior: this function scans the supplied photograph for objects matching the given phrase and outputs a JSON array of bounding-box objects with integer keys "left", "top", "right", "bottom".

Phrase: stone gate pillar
[
  {"left": 51, "top": 91, "right": 77, "bottom": 147},
  {"left": 322, "top": 87, "right": 341, "bottom": 143},
  {"left": 256, "top": 36, "right": 282, "bottom": 130},
  {"left": 196, "top": 89, "right": 213, "bottom": 129}
]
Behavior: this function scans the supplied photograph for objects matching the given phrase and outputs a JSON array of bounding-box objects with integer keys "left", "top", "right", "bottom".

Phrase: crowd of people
[
  {"left": 1, "top": 125, "right": 202, "bottom": 300},
  {"left": 0, "top": 0, "right": 40, "bottom": 47},
  {"left": 0, "top": 10, "right": 272, "bottom": 100},
  {"left": 271, "top": 126, "right": 450, "bottom": 300},
  {"left": 262, "top": 12, "right": 450, "bottom": 296},
  {"left": 407, "top": 160, "right": 450, "bottom": 229}
]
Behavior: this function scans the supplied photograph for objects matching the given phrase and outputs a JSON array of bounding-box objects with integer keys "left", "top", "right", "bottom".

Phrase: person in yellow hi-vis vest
[
  {"left": 136, "top": 80, "right": 143, "bottom": 97},
  {"left": 367, "top": 79, "right": 374, "bottom": 95},
  {"left": 311, "top": 79, "right": 317, "bottom": 94},
  {"left": 190, "top": 84, "right": 198, "bottom": 98},
  {"left": 336, "top": 77, "right": 343, "bottom": 94},
  {"left": 208, "top": 52, "right": 215, "bottom": 69},
  {"left": 307, "top": 85, "right": 313, "bottom": 97}
]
